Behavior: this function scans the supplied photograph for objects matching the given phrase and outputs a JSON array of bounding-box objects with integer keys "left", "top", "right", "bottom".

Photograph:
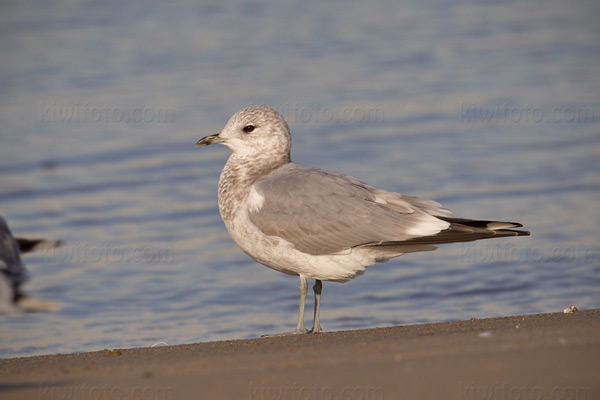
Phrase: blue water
[{"left": 1, "top": 0, "right": 599, "bottom": 359}]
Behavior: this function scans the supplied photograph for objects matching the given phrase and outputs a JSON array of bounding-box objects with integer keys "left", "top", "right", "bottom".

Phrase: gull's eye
[{"left": 242, "top": 125, "right": 255, "bottom": 133}]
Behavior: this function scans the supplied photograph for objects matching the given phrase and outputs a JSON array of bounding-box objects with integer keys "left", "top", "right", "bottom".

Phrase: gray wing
[
  {"left": 0, "top": 216, "right": 28, "bottom": 293},
  {"left": 248, "top": 163, "right": 451, "bottom": 255}
]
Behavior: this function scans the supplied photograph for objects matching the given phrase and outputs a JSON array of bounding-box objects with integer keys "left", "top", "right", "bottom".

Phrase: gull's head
[{"left": 196, "top": 106, "right": 291, "bottom": 160}]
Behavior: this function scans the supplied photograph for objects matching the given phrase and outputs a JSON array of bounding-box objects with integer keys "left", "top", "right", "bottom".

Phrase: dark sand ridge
[{"left": 1, "top": 309, "right": 598, "bottom": 399}]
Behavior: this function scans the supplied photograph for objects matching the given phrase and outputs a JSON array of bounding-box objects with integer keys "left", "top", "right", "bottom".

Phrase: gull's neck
[{"left": 218, "top": 152, "right": 290, "bottom": 222}]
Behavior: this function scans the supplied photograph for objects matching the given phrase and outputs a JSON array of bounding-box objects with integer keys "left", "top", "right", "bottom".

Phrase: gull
[
  {"left": 196, "top": 105, "right": 529, "bottom": 334},
  {"left": 0, "top": 215, "right": 63, "bottom": 313}
]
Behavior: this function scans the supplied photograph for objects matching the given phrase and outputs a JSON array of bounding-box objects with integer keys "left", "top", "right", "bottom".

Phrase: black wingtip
[
  {"left": 495, "top": 229, "right": 530, "bottom": 237},
  {"left": 16, "top": 238, "right": 64, "bottom": 254}
]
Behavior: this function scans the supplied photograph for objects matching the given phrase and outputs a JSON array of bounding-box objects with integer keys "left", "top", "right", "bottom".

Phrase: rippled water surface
[{"left": 1, "top": 0, "right": 599, "bottom": 358}]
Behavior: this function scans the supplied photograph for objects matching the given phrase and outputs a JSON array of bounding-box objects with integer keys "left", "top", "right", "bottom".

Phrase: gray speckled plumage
[{"left": 196, "top": 105, "right": 529, "bottom": 334}]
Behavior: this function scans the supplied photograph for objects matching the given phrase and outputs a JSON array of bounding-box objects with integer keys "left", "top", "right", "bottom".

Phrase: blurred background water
[{"left": 0, "top": 0, "right": 598, "bottom": 359}]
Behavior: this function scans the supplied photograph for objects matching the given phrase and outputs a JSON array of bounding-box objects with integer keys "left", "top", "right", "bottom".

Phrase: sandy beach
[{"left": 1, "top": 309, "right": 598, "bottom": 399}]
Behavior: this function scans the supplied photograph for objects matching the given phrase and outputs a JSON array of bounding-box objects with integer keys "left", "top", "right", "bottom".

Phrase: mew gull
[
  {"left": 196, "top": 105, "right": 529, "bottom": 334},
  {"left": 0, "top": 215, "right": 63, "bottom": 313}
]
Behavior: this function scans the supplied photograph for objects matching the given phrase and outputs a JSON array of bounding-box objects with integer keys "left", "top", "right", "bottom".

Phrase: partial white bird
[
  {"left": 0, "top": 216, "right": 63, "bottom": 313},
  {"left": 196, "top": 105, "right": 529, "bottom": 334}
]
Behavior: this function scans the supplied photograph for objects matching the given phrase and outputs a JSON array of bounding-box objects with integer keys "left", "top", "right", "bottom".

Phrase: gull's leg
[
  {"left": 294, "top": 275, "right": 309, "bottom": 334},
  {"left": 310, "top": 279, "right": 323, "bottom": 333},
  {"left": 262, "top": 276, "right": 308, "bottom": 336}
]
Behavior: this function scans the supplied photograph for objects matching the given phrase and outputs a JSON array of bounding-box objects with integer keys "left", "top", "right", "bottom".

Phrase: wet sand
[{"left": 1, "top": 309, "right": 598, "bottom": 399}]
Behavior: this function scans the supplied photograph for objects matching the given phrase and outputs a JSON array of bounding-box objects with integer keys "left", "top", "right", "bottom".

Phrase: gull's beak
[{"left": 196, "top": 133, "right": 227, "bottom": 146}]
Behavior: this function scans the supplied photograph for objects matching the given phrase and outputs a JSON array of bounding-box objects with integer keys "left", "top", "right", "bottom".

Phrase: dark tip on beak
[{"left": 196, "top": 133, "right": 225, "bottom": 147}]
